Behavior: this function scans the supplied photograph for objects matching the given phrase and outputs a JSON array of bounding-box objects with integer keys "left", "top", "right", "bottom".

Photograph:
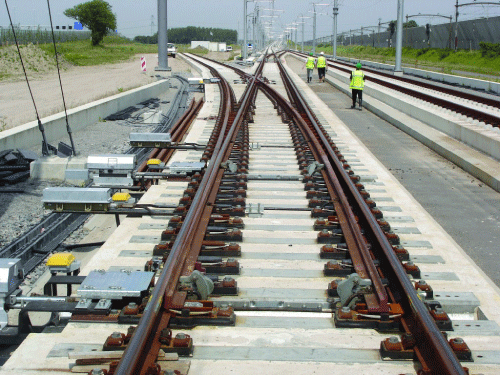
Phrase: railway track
[
  {"left": 0, "top": 77, "right": 191, "bottom": 278},
  {"left": 3, "top": 52, "right": 500, "bottom": 375},
  {"left": 291, "top": 51, "right": 500, "bottom": 128}
]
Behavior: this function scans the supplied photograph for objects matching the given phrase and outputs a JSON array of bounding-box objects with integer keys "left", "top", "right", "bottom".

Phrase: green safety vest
[
  {"left": 317, "top": 56, "right": 326, "bottom": 68},
  {"left": 350, "top": 70, "right": 365, "bottom": 90},
  {"left": 306, "top": 56, "right": 315, "bottom": 69}
]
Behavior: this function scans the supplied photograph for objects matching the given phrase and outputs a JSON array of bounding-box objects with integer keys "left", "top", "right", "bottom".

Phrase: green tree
[
  {"left": 134, "top": 26, "right": 237, "bottom": 45},
  {"left": 404, "top": 20, "right": 418, "bottom": 28},
  {"left": 64, "top": 0, "right": 117, "bottom": 46}
]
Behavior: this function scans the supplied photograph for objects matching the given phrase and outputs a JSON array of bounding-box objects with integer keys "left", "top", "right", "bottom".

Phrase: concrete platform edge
[
  {"left": 0, "top": 78, "right": 170, "bottom": 152},
  {"left": 286, "top": 54, "right": 500, "bottom": 193},
  {"left": 336, "top": 55, "right": 500, "bottom": 94}
]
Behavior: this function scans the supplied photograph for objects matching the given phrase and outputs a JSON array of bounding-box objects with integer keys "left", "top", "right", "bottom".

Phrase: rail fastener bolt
[
  {"left": 379, "top": 336, "right": 414, "bottom": 360},
  {"left": 449, "top": 337, "right": 473, "bottom": 361}
]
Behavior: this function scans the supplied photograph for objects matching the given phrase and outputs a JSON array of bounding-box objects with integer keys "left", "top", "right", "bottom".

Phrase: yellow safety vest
[
  {"left": 350, "top": 70, "right": 365, "bottom": 90},
  {"left": 317, "top": 56, "right": 326, "bottom": 68},
  {"left": 306, "top": 56, "right": 315, "bottom": 69}
]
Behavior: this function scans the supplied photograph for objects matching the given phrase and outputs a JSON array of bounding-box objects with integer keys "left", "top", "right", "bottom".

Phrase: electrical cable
[
  {"left": 4, "top": 0, "right": 50, "bottom": 156},
  {"left": 46, "top": 0, "right": 77, "bottom": 156}
]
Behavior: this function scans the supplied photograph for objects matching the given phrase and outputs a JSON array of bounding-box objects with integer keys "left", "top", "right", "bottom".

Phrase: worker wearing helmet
[
  {"left": 349, "top": 62, "right": 365, "bottom": 110},
  {"left": 305, "top": 52, "right": 315, "bottom": 83},
  {"left": 317, "top": 51, "right": 327, "bottom": 83}
]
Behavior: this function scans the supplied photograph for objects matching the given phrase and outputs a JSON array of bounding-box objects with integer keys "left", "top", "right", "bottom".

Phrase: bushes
[
  {"left": 479, "top": 42, "right": 500, "bottom": 58},
  {"left": 438, "top": 49, "right": 452, "bottom": 60},
  {"left": 416, "top": 48, "right": 429, "bottom": 57}
]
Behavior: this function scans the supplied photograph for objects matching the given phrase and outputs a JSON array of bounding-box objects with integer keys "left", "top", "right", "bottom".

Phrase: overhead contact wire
[
  {"left": 47, "top": 0, "right": 76, "bottom": 156},
  {"left": 4, "top": 0, "right": 50, "bottom": 155}
]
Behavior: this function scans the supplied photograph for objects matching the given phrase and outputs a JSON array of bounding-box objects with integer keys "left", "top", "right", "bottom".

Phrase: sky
[{"left": 2, "top": 0, "right": 499, "bottom": 41}]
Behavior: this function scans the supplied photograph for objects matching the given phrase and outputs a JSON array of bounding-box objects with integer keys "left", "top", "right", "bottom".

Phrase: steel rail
[
  {"left": 257, "top": 81, "right": 388, "bottom": 313},
  {"left": 0, "top": 78, "right": 191, "bottom": 279},
  {"left": 330, "top": 55, "right": 500, "bottom": 108},
  {"left": 273, "top": 52, "right": 465, "bottom": 375},
  {"left": 291, "top": 51, "right": 500, "bottom": 127},
  {"left": 293, "top": 51, "right": 500, "bottom": 108},
  {"left": 114, "top": 55, "right": 265, "bottom": 375}
]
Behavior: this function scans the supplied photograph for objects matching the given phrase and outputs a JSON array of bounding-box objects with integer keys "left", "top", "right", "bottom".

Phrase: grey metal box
[
  {"left": 188, "top": 77, "right": 204, "bottom": 85},
  {"left": 42, "top": 187, "right": 112, "bottom": 204},
  {"left": 0, "top": 259, "right": 22, "bottom": 296},
  {"left": 129, "top": 133, "right": 171, "bottom": 148},
  {"left": 77, "top": 270, "right": 154, "bottom": 299},
  {"left": 87, "top": 154, "right": 136, "bottom": 171},
  {"left": 169, "top": 161, "right": 205, "bottom": 174}
]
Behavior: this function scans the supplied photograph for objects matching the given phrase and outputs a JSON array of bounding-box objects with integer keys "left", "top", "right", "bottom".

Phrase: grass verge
[
  {"left": 310, "top": 44, "right": 500, "bottom": 80},
  {"left": 38, "top": 36, "right": 158, "bottom": 66}
]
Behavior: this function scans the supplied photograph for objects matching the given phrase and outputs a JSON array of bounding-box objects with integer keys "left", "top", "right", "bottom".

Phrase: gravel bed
[{"left": 0, "top": 75, "right": 192, "bottom": 251}]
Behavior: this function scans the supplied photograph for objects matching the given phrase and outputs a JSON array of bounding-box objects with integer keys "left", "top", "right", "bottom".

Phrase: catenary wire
[
  {"left": 46, "top": 0, "right": 77, "bottom": 156},
  {"left": 4, "top": 0, "right": 50, "bottom": 155}
]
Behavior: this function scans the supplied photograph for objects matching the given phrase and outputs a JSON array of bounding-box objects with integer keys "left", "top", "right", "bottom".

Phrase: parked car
[
  {"left": 167, "top": 43, "right": 176, "bottom": 58},
  {"left": 227, "top": 46, "right": 233, "bottom": 52}
]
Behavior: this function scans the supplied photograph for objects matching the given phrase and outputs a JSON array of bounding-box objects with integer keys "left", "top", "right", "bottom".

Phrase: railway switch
[
  {"left": 307, "top": 161, "right": 325, "bottom": 176},
  {"left": 179, "top": 270, "right": 214, "bottom": 300},
  {"left": 335, "top": 273, "right": 372, "bottom": 307}
]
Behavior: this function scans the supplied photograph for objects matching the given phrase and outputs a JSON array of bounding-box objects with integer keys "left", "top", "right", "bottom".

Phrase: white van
[{"left": 227, "top": 46, "right": 233, "bottom": 52}]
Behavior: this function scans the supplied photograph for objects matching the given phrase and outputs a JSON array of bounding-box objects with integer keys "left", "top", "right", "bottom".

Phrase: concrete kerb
[
  {"left": 336, "top": 56, "right": 500, "bottom": 95},
  {"left": 286, "top": 53, "right": 500, "bottom": 193},
  {"left": 0, "top": 78, "right": 170, "bottom": 153},
  {"left": 178, "top": 53, "right": 207, "bottom": 78}
]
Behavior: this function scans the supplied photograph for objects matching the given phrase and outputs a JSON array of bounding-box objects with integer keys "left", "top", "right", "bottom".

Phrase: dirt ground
[{"left": 0, "top": 47, "right": 191, "bottom": 131}]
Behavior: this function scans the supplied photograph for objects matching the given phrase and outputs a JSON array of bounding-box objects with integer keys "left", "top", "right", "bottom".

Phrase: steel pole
[
  {"left": 394, "top": 0, "right": 404, "bottom": 75},
  {"left": 313, "top": 6, "right": 317, "bottom": 54},
  {"left": 455, "top": 0, "right": 459, "bottom": 50},
  {"left": 333, "top": 0, "right": 338, "bottom": 59},
  {"left": 243, "top": 0, "right": 248, "bottom": 59},
  {"left": 156, "top": 0, "right": 170, "bottom": 71},
  {"left": 252, "top": 12, "right": 256, "bottom": 51},
  {"left": 302, "top": 20, "right": 305, "bottom": 52}
]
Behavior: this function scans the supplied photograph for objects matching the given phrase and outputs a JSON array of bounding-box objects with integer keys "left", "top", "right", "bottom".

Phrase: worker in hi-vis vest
[
  {"left": 317, "top": 52, "right": 327, "bottom": 82},
  {"left": 305, "top": 52, "right": 315, "bottom": 83},
  {"left": 350, "top": 62, "right": 365, "bottom": 110}
]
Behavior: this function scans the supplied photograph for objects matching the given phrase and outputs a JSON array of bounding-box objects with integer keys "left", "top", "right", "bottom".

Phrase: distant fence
[
  {"left": 307, "top": 16, "right": 500, "bottom": 50},
  {"left": 0, "top": 26, "right": 91, "bottom": 45}
]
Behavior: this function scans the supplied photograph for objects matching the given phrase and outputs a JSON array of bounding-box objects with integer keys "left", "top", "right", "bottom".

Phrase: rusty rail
[
  {"left": 114, "top": 53, "right": 265, "bottom": 375},
  {"left": 273, "top": 51, "right": 466, "bottom": 375},
  {"left": 291, "top": 51, "right": 500, "bottom": 127}
]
